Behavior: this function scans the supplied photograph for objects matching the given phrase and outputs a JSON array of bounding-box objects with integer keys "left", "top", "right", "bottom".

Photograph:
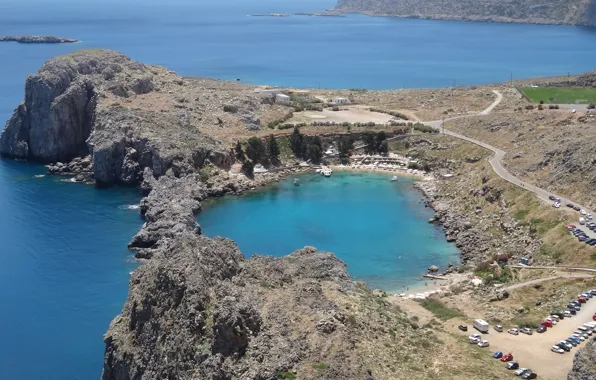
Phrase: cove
[
  {"left": 199, "top": 172, "right": 460, "bottom": 291},
  {"left": 0, "top": 159, "right": 142, "bottom": 380}
]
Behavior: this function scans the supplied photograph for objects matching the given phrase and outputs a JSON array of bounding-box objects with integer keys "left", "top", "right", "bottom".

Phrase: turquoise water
[
  {"left": 199, "top": 172, "right": 459, "bottom": 291},
  {"left": 0, "top": 0, "right": 595, "bottom": 378}
]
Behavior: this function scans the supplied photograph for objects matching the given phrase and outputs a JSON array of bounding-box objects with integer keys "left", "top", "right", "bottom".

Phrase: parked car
[
  {"left": 568, "top": 337, "right": 581, "bottom": 345},
  {"left": 559, "top": 341, "right": 573, "bottom": 350},
  {"left": 549, "top": 315, "right": 560, "bottom": 322},
  {"left": 557, "top": 342, "right": 571, "bottom": 352},
  {"left": 567, "top": 203, "right": 575, "bottom": 208},
  {"left": 492, "top": 351, "right": 503, "bottom": 359},
  {"left": 581, "top": 209, "right": 587, "bottom": 215},
  {"left": 583, "top": 292, "right": 593, "bottom": 298},
  {"left": 536, "top": 325, "right": 547, "bottom": 333},
  {"left": 478, "top": 340, "right": 490, "bottom": 347},
  {"left": 494, "top": 325, "right": 504, "bottom": 333},
  {"left": 575, "top": 206, "right": 581, "bottom": 211},
  {"left": 515, "top": 368, "right": 531, "bottom": 376},
  {"left": 505, "top": 360, "right": 518, "bottom": 368},
  {"left": 593, "top": 313, "right": 596, "bottom": 321},
  {"left": 552, "top": 311, "right": 565, "bottom": 319},
  {"left": 501, "top": 353, "right": 514, "bottom": 362},
  {"left": 564, "top": 310, "right": 573, "bottom": 318},
  {"left": 566, "top": 338, "right": 578, "bottom": 346},
  {"left": 545, "top": 317, "right": 557, "bottom": 325},
  {"left": 566, "top": 224, "right": 577, "bottom": 228},
  {"left": 552, "top": 345, "right": 565, "bottom": 354},
  {"left": 578, "top": 297, "right": 587, "bottom": 304},
  {"left": 572, "top": 333, "right": 586, "bottom": 341},
  {"left": 508, "top": 328, "right": 520, "bottom": 335},
  {"left": 520, "top": 327, "right": 533, "bottom": 335},
  {"left": 541, "top": 320, "right": 553, "bottom": 328},
  {"left": 458, "top": 324, "right": 468, "bottom": 332},
  {"left": 522, "top": 372, "right": 537, "bottom": 379},
  {"left": 549, "top": 195, "right": 555, "bottom": 201}
]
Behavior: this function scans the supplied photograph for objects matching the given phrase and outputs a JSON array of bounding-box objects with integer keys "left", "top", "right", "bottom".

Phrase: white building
[
  {"left": 254, "top": 88, "right": 282, "bottom": 98},
  {"left": 275, "top": 93, "right": 291, "bottom": 104},
  {"left": 331, "top": 97, "right": 349, "bottom": 104}
]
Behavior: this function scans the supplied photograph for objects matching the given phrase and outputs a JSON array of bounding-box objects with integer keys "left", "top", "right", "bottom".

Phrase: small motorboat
[
  {"left": 294, "top": 178, "right": 300, "bottom": 186},
  {"left": 322, "top": 169, "right": 332, "bottom": 177},
  {"left": 391, "top": 175, "right": 398, "bottom": 181}
]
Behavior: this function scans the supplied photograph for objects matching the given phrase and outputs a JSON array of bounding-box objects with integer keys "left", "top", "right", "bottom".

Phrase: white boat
[
  {"left": 322, "top": 169, "right": 332, "bottom": 177},
  {"left": 391, "top": 176, "right": 398, "bottom": 181},
  {"left": 253, "top": 164, "right": 269, "bottom": 173},
  {"left": 294, "top": 178, "right": 300, "bottom": 186}
]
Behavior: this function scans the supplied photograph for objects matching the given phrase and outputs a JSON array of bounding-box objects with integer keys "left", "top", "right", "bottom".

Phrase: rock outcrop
[
  {"left": 568, "top": 339, "right": 596, "bottom": 379},
  {"left": 0, "top": 35, "right": 79, "bottom": 43},
  {"left": 1, "top": 50, "right": 278, "bottom": 186},
  {"left": 334, "top": 0, "right": 596, "bottom": 27}
]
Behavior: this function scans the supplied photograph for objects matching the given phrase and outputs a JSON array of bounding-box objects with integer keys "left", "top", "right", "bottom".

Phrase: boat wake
[{"left": 34, "top": 174, "right": 45, "bottom": 178}]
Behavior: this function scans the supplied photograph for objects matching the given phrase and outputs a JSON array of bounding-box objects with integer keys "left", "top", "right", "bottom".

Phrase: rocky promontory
[
  {"left": 0, "top": 35, "right": 79, "bottom": 44},
  {"left": 0, "top": 49, "right": 287, "bottom": 186}
]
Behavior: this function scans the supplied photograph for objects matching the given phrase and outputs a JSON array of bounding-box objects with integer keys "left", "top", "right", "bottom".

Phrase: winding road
[{"left": 424, "top": 90, "right": 596, "bottom": 226}]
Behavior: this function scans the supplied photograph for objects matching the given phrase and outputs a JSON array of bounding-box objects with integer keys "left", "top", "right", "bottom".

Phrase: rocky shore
[{"left": 0, "top": 35, "right": 79, "bottom": 44}]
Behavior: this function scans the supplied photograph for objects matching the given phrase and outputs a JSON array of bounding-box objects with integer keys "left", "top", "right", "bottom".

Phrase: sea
[{"left": 1, "top": 0, "right": 596, "bottom": 378}]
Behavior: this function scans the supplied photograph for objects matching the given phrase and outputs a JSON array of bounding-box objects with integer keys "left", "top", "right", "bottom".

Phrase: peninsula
[
  {"left": 333, "top": 0, "right": 596, "bottom": 26},
  {"left": 0, "top": 35, "right": 79, "bottom": 44},
  {"left": 3, "top": 49, "right": 596, "bottom": 379}
]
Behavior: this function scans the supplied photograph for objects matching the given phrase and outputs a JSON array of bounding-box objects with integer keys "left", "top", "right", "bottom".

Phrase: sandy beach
[{"left": 329, "top": 164, "right": 429, "bottom": 179}]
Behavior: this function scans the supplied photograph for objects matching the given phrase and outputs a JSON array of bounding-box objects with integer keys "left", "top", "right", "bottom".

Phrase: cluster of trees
[
  {"left": 235, "top": 135, "right": 280, "bottom": 177},
  {"left": 289, "top": 127, "right": 324, "bottom": 163},
  {"left": 337, "top": 135, "right": 354, "bottom": 164},
  {"left": 361, "top": 131, "right": 389, "bottom": 155},
  {"left": 412, "top": 123, "right": 439, "bottom": 134}
]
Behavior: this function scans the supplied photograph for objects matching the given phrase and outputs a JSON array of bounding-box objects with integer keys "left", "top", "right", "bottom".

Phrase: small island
[{"left": 0, "top": 35, "right": 79, "bottom": 44}]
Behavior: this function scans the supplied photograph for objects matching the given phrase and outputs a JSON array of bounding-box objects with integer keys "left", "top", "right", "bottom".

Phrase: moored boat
[{"left": 294, "top": 178, "right": 300, "bottom": 186}]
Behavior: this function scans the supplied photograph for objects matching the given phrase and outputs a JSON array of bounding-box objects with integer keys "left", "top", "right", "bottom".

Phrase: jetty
[{"left": 423, "top": 274, "right": 449, "bottom": 280}]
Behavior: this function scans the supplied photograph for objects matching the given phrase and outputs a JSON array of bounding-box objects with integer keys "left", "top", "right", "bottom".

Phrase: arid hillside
[{"left": 334, "top": 0, "right": 596, "bottom": 26}]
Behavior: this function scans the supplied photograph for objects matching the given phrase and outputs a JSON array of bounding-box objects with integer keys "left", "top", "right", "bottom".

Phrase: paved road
[
  {"left": 423, "top": 91, "right": 596, "bottom": 238},
  {"left": 503, "top": 273, "right": 593, "bottom": 292}
]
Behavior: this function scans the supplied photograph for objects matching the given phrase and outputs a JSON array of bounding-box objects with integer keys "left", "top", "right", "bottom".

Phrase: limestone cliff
[
  {"left": 0, "top": 50, "right": 286, "bottom": 186},
  {"left": 568, "top": 340, "right": 596, "bottom": 380},
  {"left": 334, "top": 0, "right": 596, "bottom": 26}
]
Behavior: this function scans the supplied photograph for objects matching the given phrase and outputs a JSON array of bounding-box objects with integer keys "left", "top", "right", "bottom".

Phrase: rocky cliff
[
  {"left": 0, "top": 50, "right": 286, "bottom": 186},
  {"left": 334, "top": 0, "right": 596, "bottom": 26},
  {"left": 569, "top": 340, "right": 596, "bottom": 380}
]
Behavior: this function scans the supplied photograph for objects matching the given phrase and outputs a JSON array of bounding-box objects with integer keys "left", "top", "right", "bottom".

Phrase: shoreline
[{"left": 329, "top": 164, "right": 429, "bottom": 179}]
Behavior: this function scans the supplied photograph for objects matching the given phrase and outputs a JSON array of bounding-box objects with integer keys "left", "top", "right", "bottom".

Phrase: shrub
[
  {"left": 525, "top": 105, "right": 535, "bottom": 110},
  {"left": 588, "top": 103, "right": 596, "bottom": 109},
  {"left": 417, "top": 298, "right": 464, "bottom": 321},
  {"left": 412, "top": 123, "right": 438, "bottom": 133},
  {"left": 312, "top": 363, "right": 328, "bottom": 370},
  {"left": 241, "top": 161, "right": 254, "bottom": 177},
  {"left": 537, "top": 104, "right": 544, "bottom": 110},
  {"left": 276, "top": 372, "right": 296, "bottom": 380}
]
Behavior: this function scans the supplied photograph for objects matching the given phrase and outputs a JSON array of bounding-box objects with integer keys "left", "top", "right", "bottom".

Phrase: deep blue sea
[
  {"left": 199, "top": 172, "right": 459, "bottom": 291},
  {"left": 0, "top": 0, "right": 595, "bottom": 378}
]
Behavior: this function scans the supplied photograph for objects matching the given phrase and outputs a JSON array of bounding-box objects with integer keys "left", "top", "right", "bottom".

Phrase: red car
[
  {"left": 578, "top": 297, "right": 587, "bottom": 304},
  {"left": 500, "top": 353, "right": 514, "bottom": 362},
  {"left": 593, "top": 313, "right": 596, "bottom": 321},
  {"left": 541, "top": 320, "right": 553, "bottom": 328},
  {"left": 565, "top": 224, "right": 577, "bottom": 228}
]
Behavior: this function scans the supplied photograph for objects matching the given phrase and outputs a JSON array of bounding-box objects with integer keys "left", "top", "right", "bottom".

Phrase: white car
[
  {"left": 508, "top": 328, "right": 519, "bottom": 335},
  {"left": 515, "top": 368, "right": 530, "bottom": 376},
  {"left": 581, "top": 209, "right": 587, "bottom": 215},
  {"left": 550, "top": 315, "right": 560, "bottom": 322},
  {"left": 560, "top": 341, "right": 573, "bottom": 350},
  {"left": 573, "top": 333, "right": 586, "bottom": 341},
  {"left": 588, "top": 214, "right": 593, "bottom": 220},
  {"left": 552, "top": 345, "right": 565, "bottom": 354},
  {"left": 564, "top": 310, "right": 573, "bottom": 318},
  {"left": 469, "top": 337, "right": 480, "bottom": 344},
  {"left": 477, "top": 340, "right": 489, "bottom": 347},
  {"left": 554, "top": 203, "right": 561, "bottom": 208}
]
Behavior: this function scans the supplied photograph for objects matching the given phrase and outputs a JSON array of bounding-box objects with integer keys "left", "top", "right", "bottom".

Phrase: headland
[{"left": 2, "top": 49, "right": 596, "bottom": 379}]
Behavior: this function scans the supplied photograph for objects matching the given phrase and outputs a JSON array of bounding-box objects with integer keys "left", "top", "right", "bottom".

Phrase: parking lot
[{"left": 451, "top": 293, "right": 596, "bottom": 380}]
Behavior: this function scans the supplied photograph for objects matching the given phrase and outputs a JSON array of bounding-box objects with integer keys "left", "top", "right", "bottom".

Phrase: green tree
[
  {"left": 241, "top": 160, "right": 254, "bottom": 177},
  {"left": 362, "top": 132, "right": 376, "bottom": 154},
  {"left": 375, "top": 131, "right": 388, "bottom": 154},
  {"left": 267, "top": 134, "right": 280, "bottom": 163},
  {"left": 337, "top": 135, "right": 354, "bottom": 164},
  {"left": 290, "top": 127, "right": 304, "bottom": 158},
  {"left": 235, "top": 141, "right": 244, "bottom": 161},
  {"left": 378, "top": 140, "right": 388, "bottom": 155},
  {"left": 245, "top": 137, "right": 267, "bottom": 164}
]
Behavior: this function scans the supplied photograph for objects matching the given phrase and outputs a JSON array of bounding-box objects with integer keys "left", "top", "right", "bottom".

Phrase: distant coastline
[
  {"left": 251, "top": 12, "right": 345, "bottom": 17},
  {"left": 0, "top": 35, "right": 79, "bottom": 44}
]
